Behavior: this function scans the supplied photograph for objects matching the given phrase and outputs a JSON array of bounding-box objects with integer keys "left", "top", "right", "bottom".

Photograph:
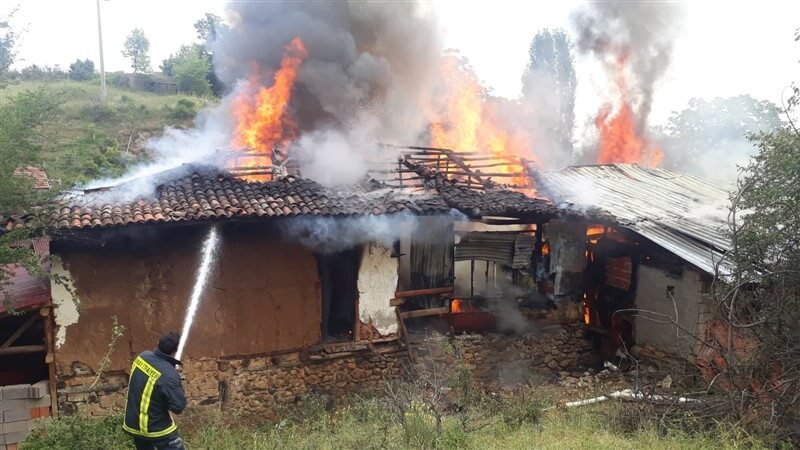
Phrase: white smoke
[{"left": 292, "top": 129, "right": 370, "bottom": 187}]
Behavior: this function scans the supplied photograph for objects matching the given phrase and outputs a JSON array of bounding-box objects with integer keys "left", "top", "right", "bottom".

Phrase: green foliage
[
  {"left": 18, "top": 64, "right": 67, "bottom": 81},
  {"left": 499, "top": 389, "right": 545, "bottom": 430},
  {"left": 736, "top": 128, "right": 800, "bottom": 276},
  {"left": 0, "top": 8, "right": 17, "bottom": 82},
  {"left": 0, "top": 89, "right": 60, "bottom": 212},
  {"left": 165, "top": 98, "right": 197, "bottom": 120},
  {"left": 715, "top": 126, "right": 800, "bottom": 437},
  {"left": 22, "top": 411, "right": 129, "bottom": 450},
  {"left": 23, "top": 392, "right": 770, "bottom": 450},
  {"left": 68, "top": 59, "right": 95, "bottom": 81},
  {"left": 122, "top": 28, "right": 151, "bottom": 74},
  {"left": 160, "top": 44, "right": 202, "bottom": 77},
  {"left": 170, "top": 46, "right": 212, "bottom": 96},
  {"left": 194, "top": 13, "right": 227, "bottom": 50}
]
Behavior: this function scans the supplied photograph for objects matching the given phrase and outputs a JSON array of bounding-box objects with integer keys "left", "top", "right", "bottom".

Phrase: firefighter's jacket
[{"left": 123, "top": 349, "right": 186, "bottom": 439}]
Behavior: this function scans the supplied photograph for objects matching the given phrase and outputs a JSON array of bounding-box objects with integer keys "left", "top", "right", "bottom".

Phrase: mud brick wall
[{"left": 56, "top": 345, "right": 408, "bottom": 419}]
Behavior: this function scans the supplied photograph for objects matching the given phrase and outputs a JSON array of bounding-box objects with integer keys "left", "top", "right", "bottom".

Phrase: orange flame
[
  {"left": 428, "top": 55, "right": 530, "bottom": 187},
  {"left": 451, "top": 298, "right": 463, "bottom": 313},
  {"left": 595, "top": 55, "right": 662, "bottom": 166},
  {"left": 231, "top": 37, "right": 309, "bottom": 181}
]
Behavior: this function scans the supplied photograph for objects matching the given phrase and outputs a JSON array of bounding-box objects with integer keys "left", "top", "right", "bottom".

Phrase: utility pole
[{"left": 96, "top": 0, "right": 107, "bottom": 100}]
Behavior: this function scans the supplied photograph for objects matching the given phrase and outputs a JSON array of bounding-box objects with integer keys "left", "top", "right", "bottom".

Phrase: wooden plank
[
  {"left": 399, "top": 307, "right": 449, "bottom": 320},
  {"left": 0, "top": 345, "right": 46, "bottom": 355},
  {"left": 393, "top": 286, "right": 454, "bottom": 299},
  {"left": 390, "top": 298, "right": 405, "bottom": 307},
  {"left": 42, "top": 307, "right": 57, "bottom": 414},
  {"left": 1, "top": 313, "right": 39, "bottom": 349}
]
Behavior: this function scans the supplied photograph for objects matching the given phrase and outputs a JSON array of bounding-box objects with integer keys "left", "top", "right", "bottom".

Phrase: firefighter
[{"left": 123, "top": 332, "right": 187, "bottom": 450}]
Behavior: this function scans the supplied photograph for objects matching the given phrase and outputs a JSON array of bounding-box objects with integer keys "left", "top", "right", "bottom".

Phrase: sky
[{"left": 6, "top": 0, "right": 800, "bottom": 126}]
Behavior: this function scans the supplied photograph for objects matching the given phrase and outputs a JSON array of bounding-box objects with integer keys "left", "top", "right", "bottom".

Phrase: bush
[
  {"left": 172, "top": 49, "right": 212, "bottom": 96},
  {"left": 82, "top": 101, "right": 117, "bottom": 122},
  {"left": 18, "top": 64, "right": 66, "bottom": 81},
  {"left": 165, "top": 98, "right": 197, "bottom": 120},
  {"left": 107, "top": 71, "right": 129, "bottom": 88},
  {"left": 68, "top": 59, "right": 95, "bottom": 81},
  {"left": 499, "top": 389, "right": 545, "bottom": 430},
  {"left": 22, "top": 411, "right": 129, "bottom": 450}
]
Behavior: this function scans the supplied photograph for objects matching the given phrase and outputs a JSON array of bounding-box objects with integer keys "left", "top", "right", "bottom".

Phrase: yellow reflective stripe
[
  {"left": 127, "top": 356, "right": 173, "bottom": 437},
  {"left": 123, "top": 421, "right": 177, "bottom": 438},
  {"left": 133, "top": 356, "right": 162, "bottom": 379},
  {"left": 139, "top": 376, "right": 157, "bottom": 433}
]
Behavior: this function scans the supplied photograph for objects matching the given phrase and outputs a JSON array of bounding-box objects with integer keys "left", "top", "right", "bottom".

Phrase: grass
[
  {"left": 21, "top": 390, "right": 771, "bottom": 450},
  {"left": 0, "top": 77, "right": 216, "bottom": 186}
]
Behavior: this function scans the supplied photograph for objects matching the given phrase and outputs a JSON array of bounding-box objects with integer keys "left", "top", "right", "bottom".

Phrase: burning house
[
  {"left": 0, "top": 148, "right": 733, "bottom": 421},
  {"left": 0, "top": 1, "right": 729, "bottom": 425}
]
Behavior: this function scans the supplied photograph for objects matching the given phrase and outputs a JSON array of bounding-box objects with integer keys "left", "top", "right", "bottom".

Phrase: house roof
[
  {"left": 400, "top": 159, "right": 556, "bottom": 220},
  {"left": 55, "top": 167, "right": 451, "bottom": 230},
  {"left": 533, "top": 164, "right": 732, "bottom": 275},
  {"left": 0, "top": 237, "right": 50, "bottom": 314},
  {"left": 13, "top": 166, "right": 51, "bottom": 190}
]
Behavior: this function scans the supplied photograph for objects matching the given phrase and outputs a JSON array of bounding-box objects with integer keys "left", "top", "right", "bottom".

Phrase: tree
[
  {"left": 0, "top": 89, "right": 62, "bottom": 299},
  {"left": 521, "top": 29, "right": 577, "bottom": 156},
  {"left": 659, "top": 96, "right": 783, "bottom": 180},
  {"left": 172, "top": 46, "right": 211, "bottom": 96},
  {"left": 194, "top": 13, "right": 226, "bottom": 50},
  {"left": 160, "top": 44, "right": 202, "bottom": 77},
  {"left": 0, "top": 8, "right": 18, "bottom": 84},
  {"left": 193, "top": 13, "right": 227, "bottom": 96},
  {"left": 68, "top": 59, "right": 95, "bottom": 81},
  {"left": 121, "top": 28, "right": 151, "bottom": 74}
]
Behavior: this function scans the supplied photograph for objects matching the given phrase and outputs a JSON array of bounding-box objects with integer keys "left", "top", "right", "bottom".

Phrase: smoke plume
[
  {"left": 215, "top": 1, "right": 442, "bottom": 146},
  {"left": 572, "top": 2, "right": 684, "bottom": 129}
]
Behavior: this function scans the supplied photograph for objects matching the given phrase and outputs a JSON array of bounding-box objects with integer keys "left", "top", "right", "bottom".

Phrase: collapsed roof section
[
  {"left": 530, "top": 164, "right": 732, "bottom": 275},
  {"left": 55, "top": 166, "right": 452, "bottom": 230}
]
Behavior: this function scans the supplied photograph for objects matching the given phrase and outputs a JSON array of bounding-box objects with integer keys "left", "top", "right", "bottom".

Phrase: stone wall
[
  {"left": 56, "top": 325, "right": 597, "bottom": 417},
  {"left": 56, "top": 341, "right": 408, "bottom": 418},
  {"left": 412, "top": 325, "right": 596, "bottom": 386}
]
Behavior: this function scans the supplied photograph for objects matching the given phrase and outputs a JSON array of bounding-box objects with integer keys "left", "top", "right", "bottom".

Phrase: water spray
[{"left": 175, "top": 225, "right": 221, "bottom": 361}]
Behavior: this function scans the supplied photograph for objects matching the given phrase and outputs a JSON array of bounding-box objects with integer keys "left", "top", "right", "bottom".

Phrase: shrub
[
  {"left": 500, "top": 389, "right": 545, "bottom": 430},
  {"left": 172, "top": 48, "right": 212, "bottom": 96},
  {"left": 81, "top": 101, "right": 117, "bottom": 122},
  {"left": 68, "top": 59, "right": 95, "bottom": 81},
  {"left": 19, "top": 64, "right": 66, "bottom": 81},
  {"left": 22, "top": 411, "right": 129, "bottom": 450},
  {"left": 165, "top": 98, "right": 197, "bottom": 120}
]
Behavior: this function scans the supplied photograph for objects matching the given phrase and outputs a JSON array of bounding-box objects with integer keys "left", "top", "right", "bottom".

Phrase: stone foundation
[
  {"left": 56, "top": 326, "right": 597, "bottom": 417},
  {"left": 412, "top": 324, "right": 596, "bottom": 386},
  {"left": 56, "top": 340, "right": 407, "bottom": 418}
]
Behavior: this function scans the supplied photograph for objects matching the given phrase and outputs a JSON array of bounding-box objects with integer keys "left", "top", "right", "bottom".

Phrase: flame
[
  {"left": 595, "top": 55, "right": 662, "bottom": 166},
  {"left": 541, "top": 242, "right": 550, "bottom": 256},
  {"left": 582, "top": 300, "right": 591, "bottom": 326},
  {"left": 230, "top": 37, "right": 308, "bottom": 181},
  {"left": 586, "top": 225, "right": 605, "bottom": 237},
  {"left": 428, "top": 54, "right": 530, "bottom": 187},
  {"left": 451, "top": 298, "right": 463, "bottom": 313}
]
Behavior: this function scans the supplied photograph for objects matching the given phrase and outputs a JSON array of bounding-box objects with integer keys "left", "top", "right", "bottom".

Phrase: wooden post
[{"left": 41, "top": 306, "right": 58, "bottom": 415}]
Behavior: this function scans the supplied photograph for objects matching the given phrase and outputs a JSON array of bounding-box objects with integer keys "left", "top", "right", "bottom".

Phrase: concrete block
[
  {"left": 0, "top": 385, "right": 30, "bottom": 401},
  {"left": 1, "top": 418, "right": 31, "bottom": 433},
  {"left": 4, "top": 431, "right": 27, "bottom": 444},
  {"left": 0, "top": 394, "right": 50, "bottom": 412},
  {"left": 2, "top": 409, "right": 30, "bottom": 423},
  {"left": 29, "top": 380, "right": 49, "bottom": 399},
  {"left": 0, "top": 433, "right": 4, "bottom": 444}
]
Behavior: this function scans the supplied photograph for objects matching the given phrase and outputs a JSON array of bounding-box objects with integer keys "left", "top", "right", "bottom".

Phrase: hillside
[{"left": 1, "top": 78, "right": 216, "bottom": 188}]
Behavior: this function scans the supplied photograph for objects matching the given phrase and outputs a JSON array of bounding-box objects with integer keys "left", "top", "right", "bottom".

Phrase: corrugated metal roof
[{"left": 538, "top": 164, "right": 731, "bottom": 275}]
